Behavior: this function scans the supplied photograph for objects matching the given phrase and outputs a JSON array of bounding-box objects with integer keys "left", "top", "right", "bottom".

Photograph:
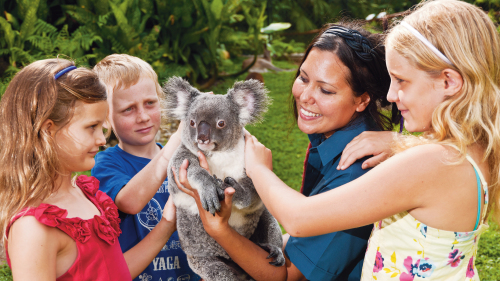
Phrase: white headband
[{"left": 400, "top": 21, "right": 453, "bottom": 66}]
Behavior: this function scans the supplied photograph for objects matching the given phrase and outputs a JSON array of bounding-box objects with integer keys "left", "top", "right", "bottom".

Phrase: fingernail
[
  {"left": 340, "top": 166, "right": 345, "bottom": 170},
  {"left": 336, "top": 165, "right": 339, "bottom": 170}
]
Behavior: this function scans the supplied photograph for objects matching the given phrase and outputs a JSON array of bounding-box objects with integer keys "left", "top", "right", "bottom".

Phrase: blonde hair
[
  {"left": 93, "top": 54, "right": 163, "bottom": 99},
  {"left": 0, "top": 58, "right": 107, "bottom": 242},
  {"left": 387, "top": 0, "right": 500, "bottom": 222}
]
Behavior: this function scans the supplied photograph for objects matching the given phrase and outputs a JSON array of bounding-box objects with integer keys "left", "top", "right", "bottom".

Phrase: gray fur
[{"left": 163, "top": 76, "right": 283, "bottom": 281}]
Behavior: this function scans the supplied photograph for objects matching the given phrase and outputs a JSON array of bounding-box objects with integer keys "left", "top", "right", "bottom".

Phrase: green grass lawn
[{"left": 2, "top": 61, "right": 499, "bottom": 279}]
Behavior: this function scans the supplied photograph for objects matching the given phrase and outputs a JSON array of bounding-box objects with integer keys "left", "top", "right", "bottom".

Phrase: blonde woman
[{"left": 234, "top": 0, "right": 498, "bottom": 280}]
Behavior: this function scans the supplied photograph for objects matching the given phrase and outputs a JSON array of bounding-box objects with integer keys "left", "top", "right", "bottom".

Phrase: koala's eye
[
  {"left": 190, "top": 120, "right": 196, "bottom": 127},
  {"left": 217, "top": 120, "right": 225, "bottom": 128}
]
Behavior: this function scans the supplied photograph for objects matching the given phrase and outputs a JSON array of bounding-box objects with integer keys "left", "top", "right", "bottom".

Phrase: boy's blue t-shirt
[{"left": 92, "top": 144, "right": 200, "bottom": 281}]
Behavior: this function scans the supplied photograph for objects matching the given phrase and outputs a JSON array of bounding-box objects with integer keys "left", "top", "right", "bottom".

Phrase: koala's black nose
[{"left": 197, "top": 121, "right": 211, "bottom": 144}]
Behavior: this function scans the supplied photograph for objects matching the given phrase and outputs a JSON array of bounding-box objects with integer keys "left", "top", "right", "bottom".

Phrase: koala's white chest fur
[
  {"left": 206, "top": 137, "right": 246, "bottom": 181},
  {"left": 177, "top": 137, "right": 263, "bottom": 231}
]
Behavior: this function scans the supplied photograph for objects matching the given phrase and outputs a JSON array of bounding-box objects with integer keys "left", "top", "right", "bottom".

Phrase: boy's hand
[
  {"left": 160, "top": 120, "right": 185, "bottom": 164},
  {"left": 171, "top": 120, "right": 184, "bottom": 140},
  {"left": 162, "top": 196, "right": 176, "bottom": 230}
]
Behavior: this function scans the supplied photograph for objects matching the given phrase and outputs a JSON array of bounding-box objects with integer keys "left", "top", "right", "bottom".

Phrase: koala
[{"left": 163, "top": 76, "right": 285, "bottom": 281}]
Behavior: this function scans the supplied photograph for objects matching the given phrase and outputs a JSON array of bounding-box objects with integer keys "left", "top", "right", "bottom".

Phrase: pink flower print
[
  {"left": 400, "top": 256, "right": 418, "bottom": 281},
  {"left": 447, "top": 249, "right": 465, "bottom": 267},
  {"left": 400, "top": 257, "right": 435, "bottom": 280},
  {"left": 373, "top": 250, "right": 384, "bottom": 273},
  {"left": 466, "top": 256, "right": 475, "bottom": 278}
]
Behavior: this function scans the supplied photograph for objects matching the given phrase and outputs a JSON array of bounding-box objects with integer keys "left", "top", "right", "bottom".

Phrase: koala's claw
[
  {"left": 212, "top": 174, "right": 223, "bottom": 186},
  {"left": 213, "top": 174, "right": 226, "bottom": 201},
  {"left": 224, "top": 177, "right": 238, "bottom": 187},
  {"left": 259, "top": 243, "right": 285, "bottom": 267},
  {"left": 267, "top": 251, "right": 277, "bottom": 259},
  {"left": 200, "top": 190, "right": 221, "bottom": 215},
  {"left": 269, "top": 260, "right": 283, "bottom": 267}
]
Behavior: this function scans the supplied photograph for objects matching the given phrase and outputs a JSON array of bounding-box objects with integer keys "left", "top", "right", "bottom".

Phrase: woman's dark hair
[{"left": 291, "top": 22, "right": 401, "bottom": 131}]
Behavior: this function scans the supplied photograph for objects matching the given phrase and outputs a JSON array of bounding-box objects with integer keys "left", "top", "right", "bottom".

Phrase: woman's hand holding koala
[
  {"left": 171, "top": 152, "right": 235, "bottom": 239},
  {"left": 244, "top": 131, "right": 273, "bottom": 179}
]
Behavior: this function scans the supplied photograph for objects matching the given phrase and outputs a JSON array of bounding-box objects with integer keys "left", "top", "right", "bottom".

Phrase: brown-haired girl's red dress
[{"left": 6, "top": 175, "right": 132, "bottom": 280}]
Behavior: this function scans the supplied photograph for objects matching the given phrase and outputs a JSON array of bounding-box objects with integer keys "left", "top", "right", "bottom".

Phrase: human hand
[
  {"left": 170, "top": 120, "right": 184, "bottom": 142},
  {"left": 338, "top": 131, "right": 396, "bottom": 170},
  {"left": 244, "top": 130, "right": 272, "bottom": 179},
  {"left": 162, "top": 196, "right": 176, "bottom": 230},
  {"left": 171, "top": 153, "right": 234, "bottom": 238}
]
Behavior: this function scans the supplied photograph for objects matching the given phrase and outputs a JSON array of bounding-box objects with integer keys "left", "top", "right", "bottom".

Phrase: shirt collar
[{"left": 308, "top": 118, "right": 372, "bottom": 165}]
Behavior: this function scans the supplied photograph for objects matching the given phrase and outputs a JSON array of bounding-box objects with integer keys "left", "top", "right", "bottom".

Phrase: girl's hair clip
[{"left": 54, "top": 66, "right": 77, "bottom": 80}]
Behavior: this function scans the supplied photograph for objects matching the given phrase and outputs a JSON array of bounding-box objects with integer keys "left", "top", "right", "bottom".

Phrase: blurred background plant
[{"left": 0, "top": 0, "right": 497, "bottom": 94}]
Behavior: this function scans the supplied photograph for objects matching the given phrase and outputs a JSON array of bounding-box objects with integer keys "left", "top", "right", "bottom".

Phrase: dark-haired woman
[{"left": 173, "top": 23, "right": 399, "bottom": 281}]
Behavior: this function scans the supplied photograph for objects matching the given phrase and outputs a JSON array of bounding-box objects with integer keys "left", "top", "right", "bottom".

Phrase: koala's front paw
[
  {"left": 223, "top": 177, "right": 241, "bottom": 189},
  {"left": 213, "top": 175, "right": 225, "bottom": 201},
  {"left": 200, "top": 185, "right": 221, "bottom": 215},
  {"left": 259, "top": 243, "right": 285, "bottom": 267}
]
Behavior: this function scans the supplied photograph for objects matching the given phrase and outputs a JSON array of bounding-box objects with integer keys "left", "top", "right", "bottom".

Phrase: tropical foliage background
[
  {"left": 0, "top": 0, "right": 497, "bottom": 93},
  {"left": 0, "top": 0, "right": 499, "bottom": 280}
]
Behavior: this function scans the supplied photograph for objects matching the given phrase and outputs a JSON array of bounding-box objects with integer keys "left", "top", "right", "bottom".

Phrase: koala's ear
[
  {"left": 227, "top": 79, "right": 271, "bottom": 126},
  {"left": 162, "top": 76, "right": 200, "bottom": 120}
]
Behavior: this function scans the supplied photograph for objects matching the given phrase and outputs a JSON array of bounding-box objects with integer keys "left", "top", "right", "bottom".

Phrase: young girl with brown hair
[{"left": 0, "top": 58, "right": 177, "bottom": 280}]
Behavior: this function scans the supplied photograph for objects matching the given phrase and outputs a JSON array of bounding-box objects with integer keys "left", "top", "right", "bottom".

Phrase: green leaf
[
  {"left": 193, "top": 53, "right": 208, "bottom": 78},
  {"left": 0, "top": 17, "right": 16, "bottom": 48},
  {"left": 109, "top": 0, "right": 136, "bottom": 36},
  {"left": 4, "top": 11, "right": 19, "bottom": 30},
  {"left": 19, "top": 0, "right": 40, "bottom": 40},
  {"left": 94, "top": 0, "right": 110, "bottom": 15},
  {"left": 210, "top": 0, "right": 223, "bottom": 20},
  {"left": 229, "top": 14, "right": 244, "bottom": 24},
  {"left": 139, "top": 0, "right": 154, "bottom": 14}
]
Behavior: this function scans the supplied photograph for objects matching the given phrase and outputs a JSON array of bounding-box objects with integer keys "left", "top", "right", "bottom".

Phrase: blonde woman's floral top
[{"left": 361, "top": 155, "right": 489, "bottom": 281}]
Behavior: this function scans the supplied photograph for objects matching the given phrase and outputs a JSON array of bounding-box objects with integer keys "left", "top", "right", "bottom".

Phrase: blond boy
[{"left": 92, "top": 54, "right": 200, "bottom": 281}]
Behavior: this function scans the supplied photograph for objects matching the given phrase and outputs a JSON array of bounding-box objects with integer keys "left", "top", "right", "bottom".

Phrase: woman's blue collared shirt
[{"left": 284, "top": 118, "right": 376, "bottom": 281}]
